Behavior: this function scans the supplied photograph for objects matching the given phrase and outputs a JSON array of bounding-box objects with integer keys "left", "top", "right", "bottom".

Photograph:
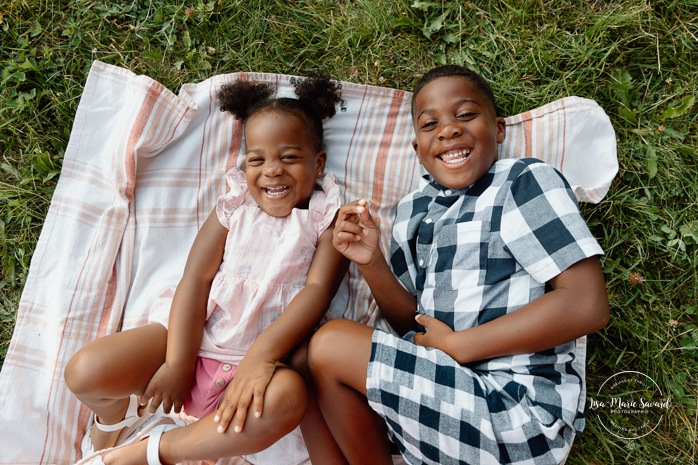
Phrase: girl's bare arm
[{"left": 144, "top": 209, "right": 227, "bottom": 413}]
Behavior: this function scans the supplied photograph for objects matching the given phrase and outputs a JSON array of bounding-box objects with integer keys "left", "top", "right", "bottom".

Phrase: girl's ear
[
  {"left": 496, "top": 117, "right": 506, "bottom": 144},
  {"left": 412, "top": 138, "right": 419, "bottom": 155},
  {"left": 315, "top": 150, "right": 327, "bottom": 178}
]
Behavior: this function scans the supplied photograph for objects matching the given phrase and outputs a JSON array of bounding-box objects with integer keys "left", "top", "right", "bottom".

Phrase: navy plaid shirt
[{"left": 390, "top": 158, "right": 604, "bottom": 431}]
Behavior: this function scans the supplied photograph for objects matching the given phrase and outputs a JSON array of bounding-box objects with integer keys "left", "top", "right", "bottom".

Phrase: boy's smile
[
  {"left": 412, "top": 76, "right": 506, "bottom": 190},
  {"left": 244, "top": 111, "right": 326, "bottom": 217}
]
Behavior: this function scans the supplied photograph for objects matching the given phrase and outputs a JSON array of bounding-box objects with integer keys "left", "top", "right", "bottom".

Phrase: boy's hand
[
  {"left": 333, "top": 199, "right": 381, "bottom": 265},
  {"left": 413, "top": 314, "right": 454, "bottom": 354},
  {"left": 142, "top": 362, "right": 194, "bottom": 414},
  {"left": 214, "top": 354, "right": 276, "bottom": 434}
]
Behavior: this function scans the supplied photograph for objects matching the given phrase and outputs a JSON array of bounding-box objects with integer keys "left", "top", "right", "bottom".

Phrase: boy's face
[{"left": 412, "top": 76, "right": 505, "bottom": 190}]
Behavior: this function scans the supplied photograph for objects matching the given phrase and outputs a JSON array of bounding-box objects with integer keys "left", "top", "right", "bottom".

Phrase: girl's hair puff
[
  {"left": 218, "top": 71, "right": 343, "bottom": 151},
  {"left": 218, "top": 81, "right": 275, "bottom": 120}
]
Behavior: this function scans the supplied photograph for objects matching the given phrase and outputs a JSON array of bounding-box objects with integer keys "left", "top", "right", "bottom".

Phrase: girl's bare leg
[
  {"left": 64, "top": 324, "right": 168, "bottom": 451},
  {"left": 102, "top": 366, "right": 307, "bottom": 465},
  {"left": 289, "top": 341, "right": 348, "bottom": 465},
  {"left": 308, "top": 319, "right": 393, "bottom": 465}
]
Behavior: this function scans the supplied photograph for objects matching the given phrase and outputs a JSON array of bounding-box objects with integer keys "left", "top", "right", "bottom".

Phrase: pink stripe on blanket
[
  {"left": 523, "top": 111, "right": 533, "bottom": 158},
  {"left": 559, "top": 99, "right": 567, "bottom": 172},
  {"left": 372, "top": 90, "right": 407, "bottom": 205},
  {"left": 125, "top": 83, "right": 165, "bottom": 201}
]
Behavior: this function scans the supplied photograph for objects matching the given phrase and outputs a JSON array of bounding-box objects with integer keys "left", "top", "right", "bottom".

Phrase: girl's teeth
[{"left": 264, "top": 187, "right": 289, "bottom": 196}]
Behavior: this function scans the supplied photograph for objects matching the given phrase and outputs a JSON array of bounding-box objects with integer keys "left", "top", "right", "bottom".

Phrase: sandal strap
[
  {"left": 146, "top": 424, "right": 179, "bottom": 465},
  {"left": 93, "top": 396, "right": 142, "bottom": 433}
]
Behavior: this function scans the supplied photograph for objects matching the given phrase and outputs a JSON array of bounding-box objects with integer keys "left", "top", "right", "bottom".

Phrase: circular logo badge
[{"left": 588, "top": 371, "right": 670, "bottom": 440}]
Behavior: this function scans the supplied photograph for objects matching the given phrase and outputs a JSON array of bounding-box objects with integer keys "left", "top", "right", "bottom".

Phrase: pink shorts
[{"left": 183, "top": 357, "right": 237, "bottom": 419}]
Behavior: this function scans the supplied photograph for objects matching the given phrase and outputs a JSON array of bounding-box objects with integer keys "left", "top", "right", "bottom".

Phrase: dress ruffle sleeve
[
  {"left": 216, "top": 168, "right": 248, "bottom": 230},
  {"left": 312, "top": 172, "right": 341, "bottom": 234}
]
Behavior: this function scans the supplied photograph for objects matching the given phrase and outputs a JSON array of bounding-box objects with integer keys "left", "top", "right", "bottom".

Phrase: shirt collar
[{"left": 420, "top": 174, "right": 472, "bottom": 198}]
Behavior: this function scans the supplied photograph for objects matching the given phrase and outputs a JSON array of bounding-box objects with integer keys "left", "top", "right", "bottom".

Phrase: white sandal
[
  {"left": 80, "top": 395, "right": 150, "bottom": 461},
  {"left": 146, "top": 424, "right": 179, "bottom": 465}
]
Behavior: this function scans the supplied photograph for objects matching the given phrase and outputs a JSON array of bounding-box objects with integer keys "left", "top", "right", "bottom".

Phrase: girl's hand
[
  {"left": 214, "top": 354, "right": 277, "bottom": 434},
  {"left": 332, "top": 199, "right": 381, "bottom": 266},
  {"left": 142, "top": 362, "right": 194, "bottom": 414},
  {"left": 413, "top": 314, "right": 454, "bottom": 353}
]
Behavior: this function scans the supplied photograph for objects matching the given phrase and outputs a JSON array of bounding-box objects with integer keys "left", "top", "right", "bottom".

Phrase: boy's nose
[{"left": 438, "top": 120, "right": 462, "bottom": 139}]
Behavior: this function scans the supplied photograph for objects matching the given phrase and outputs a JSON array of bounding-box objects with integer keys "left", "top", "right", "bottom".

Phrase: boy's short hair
[{"left": 411, "top": 65, "right": 500, "bottom": 117}]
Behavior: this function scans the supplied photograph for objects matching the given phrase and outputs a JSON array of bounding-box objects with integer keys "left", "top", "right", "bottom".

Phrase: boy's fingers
[
  {"left": 334, "top": 231, "right": 362, "bottom": 243},
  {"left": 336, "top": 221, "right": 367, "bottom": 236},
  {"left": 337, "top": 200, "right": 372, "bottom": 223}
]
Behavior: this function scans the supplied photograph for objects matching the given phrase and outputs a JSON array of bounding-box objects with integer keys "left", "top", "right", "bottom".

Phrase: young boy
[{"left": 306, "top": 65, "right": 610, "bottom": 464}]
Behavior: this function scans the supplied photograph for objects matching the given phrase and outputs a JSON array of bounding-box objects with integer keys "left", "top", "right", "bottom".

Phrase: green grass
[{"left": 1, "top": 1, "right": 696, "bottom": 463}]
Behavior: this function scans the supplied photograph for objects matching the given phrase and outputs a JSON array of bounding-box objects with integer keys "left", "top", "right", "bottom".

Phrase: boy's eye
[
  {"left": 247, "top": 157, "right": 263, "bottom": 165},
  {"left": 421, "top": 120, "right": 437, "bottom": 129},
  {"left": 457, "top": 112, "right": 476, "bottom": 119}
]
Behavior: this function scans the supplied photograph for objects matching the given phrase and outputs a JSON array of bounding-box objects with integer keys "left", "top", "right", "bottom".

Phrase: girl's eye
[{"left": 247, "top": 157, "right": 263, "bottom": 165}]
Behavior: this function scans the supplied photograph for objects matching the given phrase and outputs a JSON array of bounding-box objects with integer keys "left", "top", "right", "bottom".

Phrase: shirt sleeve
[
  {"left": 390, "top": 191, "right": 423, "bottom": 297},
  {"left": 500, "top": 160, "right": 604, "bottom": 283}
]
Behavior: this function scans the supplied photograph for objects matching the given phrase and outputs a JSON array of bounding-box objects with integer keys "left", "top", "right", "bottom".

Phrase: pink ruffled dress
[{"left": 149, "top": 167, "right": 341, "bottom": 364}]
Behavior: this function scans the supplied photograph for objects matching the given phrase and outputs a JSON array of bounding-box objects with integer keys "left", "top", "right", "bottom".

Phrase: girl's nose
[{"left": 263, "top": 161, "right": 283, "bottom": 176}]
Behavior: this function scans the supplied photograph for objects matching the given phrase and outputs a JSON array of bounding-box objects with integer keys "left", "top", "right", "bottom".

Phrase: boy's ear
[
  {"left": 412, "top": 138, "right": 419, "bottom": 155},
  {"left": 496, "top": 117, "right": 506, "bottom": 144}
]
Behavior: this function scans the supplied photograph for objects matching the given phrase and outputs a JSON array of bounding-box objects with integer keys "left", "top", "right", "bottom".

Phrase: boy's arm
[
  {"left": 333, "top": 199, "right": 418, "bottom": 334},
  {"left": 144, "top": 209, "right": 227, "bottom": 413},
  {"left": 216, "top": 224, "right": 349, "bottom": 433},
  {"left": 414, "top": 256, "right": 609, "bottom": 364}
]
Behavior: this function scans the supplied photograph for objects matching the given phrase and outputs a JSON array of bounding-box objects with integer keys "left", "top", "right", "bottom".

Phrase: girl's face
[
  {"left": 412, "top": 76, "right": 505, "bottom": 190},
  {"left": 244, "top": 110, "right": 326, "bottom": 217}
]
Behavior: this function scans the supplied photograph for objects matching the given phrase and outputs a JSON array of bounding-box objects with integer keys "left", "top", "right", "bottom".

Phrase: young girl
[
  {"left": 307, "top": 65, "right": 610, "bottom": 464},
  {"left": 65, "top": 72, "right": 347, "bottom": 465}
]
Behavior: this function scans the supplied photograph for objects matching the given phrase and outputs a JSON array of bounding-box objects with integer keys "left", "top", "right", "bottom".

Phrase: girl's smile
[{"left": 244, "top": 111, "right": 326, "bottom": 217}]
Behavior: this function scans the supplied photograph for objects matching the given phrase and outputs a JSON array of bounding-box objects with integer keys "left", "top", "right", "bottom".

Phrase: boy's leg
[
  {"left": 102, "top": 366, "right": 308, "bottom": 465},
  {"left": 308, "top": 319, "right": 393, "bottom": 465},
  {"left": 289, "top": 340, "right": 348, "bottom": 465},
  {"left": 64, "top": 323, "right": 168, "bottom": 451}
]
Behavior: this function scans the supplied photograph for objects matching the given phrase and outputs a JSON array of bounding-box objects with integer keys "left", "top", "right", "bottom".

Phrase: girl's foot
[
  {"left": 101, "top": 424, "right": 178, "bottom": 465},
  {"left": 82, "top": 396, "right": 150, "bottom": 456}
]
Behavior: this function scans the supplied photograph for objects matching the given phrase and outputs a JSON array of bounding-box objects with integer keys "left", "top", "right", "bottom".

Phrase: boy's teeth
[{"left": 440, "top": 150, "right": 471, "bottom": 163}]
